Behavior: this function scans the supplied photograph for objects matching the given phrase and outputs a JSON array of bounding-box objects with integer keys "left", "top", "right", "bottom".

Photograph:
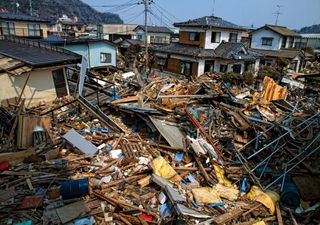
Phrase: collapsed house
[{"left": 0, "top": 36, "right": 81, "bottom": 107}]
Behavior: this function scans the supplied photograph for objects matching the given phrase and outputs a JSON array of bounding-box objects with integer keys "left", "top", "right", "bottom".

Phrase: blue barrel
[
  {"left": 281, "top": 180, "right": 300, "bottom": 209},
  {"left": 60, "top": 178, "right": 89, "bottom": 199}
]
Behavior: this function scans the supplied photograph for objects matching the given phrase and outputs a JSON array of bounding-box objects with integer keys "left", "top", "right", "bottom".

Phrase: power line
[
  {"left": 152, "top": 1, "right": 181, "bottom": 22},
  {"left": 152, "top": 4, "right": 175, "bottom": 26}
]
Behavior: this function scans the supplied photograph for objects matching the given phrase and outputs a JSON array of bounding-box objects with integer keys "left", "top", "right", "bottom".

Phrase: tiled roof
[
  {"left": 0, "top": 13, "right": 49, "bottom": 23},
  {"left": 46, "top": 38, "right": 116, "bottom": 47},
  {"left": 249, "top": 48, "right": 304, "bottom": 59},
  {"left": 154, "top": 42, "right": 259, "bottom": 60},
  {"left": 0, "top": 36, "right": 81, "bottom": 68},
  {"left": 174, "top": 16, "right": 245, "bottom": 30},
  {"left": 154, "top": 43, "right": 216, "bottom": 58},
  {"left": 252, "top": 25, "right": 301, "bottom": 37},
  {"left": 135, "top": 25, "right": 174, "bottom": 34}
]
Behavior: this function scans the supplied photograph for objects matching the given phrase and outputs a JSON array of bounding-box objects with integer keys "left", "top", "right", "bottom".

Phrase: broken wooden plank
[
  {"left": 0, "top": 149, "right": 35, "bottom": 164},
  {"left": 212, "top": 208, "right": 243, "bottom": 225}
]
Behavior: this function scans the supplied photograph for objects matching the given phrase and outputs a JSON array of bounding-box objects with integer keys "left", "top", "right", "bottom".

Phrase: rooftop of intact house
[{"left": 174, "top": 16, "right": 246, "bottom": 30}]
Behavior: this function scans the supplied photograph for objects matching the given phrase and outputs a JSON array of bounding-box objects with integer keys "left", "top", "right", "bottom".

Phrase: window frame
[
  {"left": 211, "top": 31, "right": 221, "bottom": 43},
  {"left": 100, "top": 52, "right": 112, "bottom": 63},
  {"left": 180, "top": 61, "right": 192, "bottom": 75},
  {"left": 1, "top": 21, "right": 15, "bottom": 35},
  {"left": 220, "top": 64, "right": 228, "bottom": 73},
  {"left": 28, "top": 23, "right": 41, "bottom": 37},
  {"left": 229, "top": 32, "right": 238, "bottom": 42},
  {"left": 189, "top": 32, "right": 200, "bottom": 41},
  {"left": 262, "top": 37, "right": 273, "bottom": 46}
]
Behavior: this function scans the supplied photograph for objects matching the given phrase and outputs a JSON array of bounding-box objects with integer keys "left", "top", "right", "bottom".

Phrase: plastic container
[
  {"left": 60, "top": 178, "right": 89, "bottom": 199},
  {"left": 281, "top": 180, "right": 300, "bottom": 209}
]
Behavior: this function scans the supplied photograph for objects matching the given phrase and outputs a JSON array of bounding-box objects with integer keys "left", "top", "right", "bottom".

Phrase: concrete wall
[
  {"left": 64, "top": 42, "right": 116, "bottom": 68},
  {"left": 204, "top": 30, "right": 241, "bottom": 49},
  {"left": 0, "top": 69, "right": 60, "bottom": 107},
  {"left": 251, "top": 29, "right": 282, "bottom": 50}
]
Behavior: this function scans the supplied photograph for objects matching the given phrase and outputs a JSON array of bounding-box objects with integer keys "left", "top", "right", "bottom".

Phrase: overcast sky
[{"left": 82, "top": 0, "right": 320, "bottom": 29}]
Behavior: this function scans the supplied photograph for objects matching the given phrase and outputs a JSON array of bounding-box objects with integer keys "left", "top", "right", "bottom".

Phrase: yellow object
[
  {"left": 151, "top": 156, "right": 181, "bottom": 184},
  {"left": 192, "top": 187, "right": 222, "bottom": 204},
  {"left": 215, "top": 183, "right": 239, "bottom": 200},
  {"left": 213, "top": 165, "right": 232, "bottom": 187},
  {"left": 247, "top": 186, "right": 275, "bottom": 214},
  {"left": 252, "top": 222, "right": 266, "bottom": 225},
  {"left": 266, "top": 190, "right": 280, "bottom": 205},
  {"left": 262, "top": 76, "right": 287, "bottom": 101}
]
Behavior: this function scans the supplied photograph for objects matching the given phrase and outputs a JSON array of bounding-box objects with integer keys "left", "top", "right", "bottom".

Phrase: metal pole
[
  {"left": 29, "top": 0, "right": 33, "bottom": 16},
  {"left": 144, "top": 0, "right": 148, "bottom": 73}
]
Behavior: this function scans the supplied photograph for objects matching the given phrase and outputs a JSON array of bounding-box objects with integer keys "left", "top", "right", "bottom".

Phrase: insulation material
[
  {"left": 151, "top": 156, "right": 181, "bottom": 184},
  {"left": 247, "top": 186, "right": 275, "bottom": 214},
  {"left": 192, "top": 187, "right": 222, "bottom": 204},
  {"left": 262, "top": 76, "right": 288, "bottom": 101}
]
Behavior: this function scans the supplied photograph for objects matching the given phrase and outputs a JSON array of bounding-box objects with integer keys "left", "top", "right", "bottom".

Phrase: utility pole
[
  {"left": 274, "top": 5, "right": 283, "bottom": 25},
  {"left": 144, "top": 0, "right": 148, "bottom": 73},
  {"left": 29, "top": 0, "right": 33, "bottom": 16}
]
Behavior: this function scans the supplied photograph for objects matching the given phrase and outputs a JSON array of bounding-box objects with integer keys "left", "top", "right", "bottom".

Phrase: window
[
  {"left": 232, "top": 64, "right": 242, "bottom": 73},
  {"left": 211, "top": 32, "right": 221, "bottom": 43},
  {"left": 1, "top": 22, "right": 15, "bottom": 35},
  {"left": 288, "top": 38, "right": 294, "bottom": 48},
  {"left": 262, "top": 37, "right": 273, "bottom": 46},
  {"left": 189, "top": 32, "right": 200, "bottom": 41},
  {"left": 28, "top": 24, "right": 40, "bottom": 36},
  {"left": 220, "top": 64, "right": 228, "bottom": 73},
  {"left": 150, "top": 35, "right": 168, "bottom": 44},
  {"left": 229, "top": 33, "right": 238, "bottom": 42},
  {"left": 137, "top": 34, "right": 143, "bottom": 40},
  {"left": 180, "top": 61, "right": 192, "bottom": 75},
  {"left": 100, "top": 53, "right": 112, "bottom": 63}
]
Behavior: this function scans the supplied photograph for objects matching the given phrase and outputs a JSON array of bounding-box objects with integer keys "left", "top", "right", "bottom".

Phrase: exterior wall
[
  {"left": 0, "top": 20, "right": 48, "bottom": 38},
  {"left": 197, "top": 60, "right": 205, "bottom": 76},
  {"left": 165, "top": 57, "right": 198, "bottom": 76},
  {"left": 135, "top": 29, "right": 171, "bottom": 44},
  {"left": 204, "top": 30, "right": 241, "bottom": 49},
  {"left": 97, "top": 24, "right": 137, "bottom": 40},
  {"left": 213, "top": 59, "right": 245, "bottom": 74},
  {"left": 63, "top": 43, "right": 116, "bottom": 68},
  {"left": 179, "top": 31, "right": 206, "bottom": 47},
  {"left": 0, "top": 69, "right": 60, "bottom": 107},
  {"left": 251, "top": 29, "right": 282, "bottom": 50}
]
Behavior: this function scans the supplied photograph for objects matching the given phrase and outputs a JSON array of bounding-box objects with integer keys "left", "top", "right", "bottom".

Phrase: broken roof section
[
  {"left": 251, "top": 24, "right": 301, "bottom": 37},
  {"left": 0, "top": 36, "right": 81, "bottom": 68},
  {"left": 154, "top": 43, "right": 216, "bottom": 58},
  {"left": 174, "top": 16, "right": 246, "bottom": 31},
  {"left": 215, "top": 42, "right": 260, "bottom": 61},
  {"left": 250, "top": 48, "right": 304, "bottom": 59}
]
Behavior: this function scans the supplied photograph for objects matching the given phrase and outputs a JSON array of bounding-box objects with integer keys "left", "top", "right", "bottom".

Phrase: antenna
[
  {"left": 212, "top": 0, "right": 216, "bottom": 16},
  {"left": 273, "top": 5, "right": 283, "bottom": 25}
]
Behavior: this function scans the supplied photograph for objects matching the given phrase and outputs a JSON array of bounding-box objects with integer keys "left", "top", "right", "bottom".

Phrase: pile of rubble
[{"left": 0, "top": 71, "right": 319, "bottom": 225}]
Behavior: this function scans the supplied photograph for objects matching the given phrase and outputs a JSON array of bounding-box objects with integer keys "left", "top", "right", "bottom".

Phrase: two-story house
[
  {"left": 154, "top": 16, "right": 261, "bottom": 77},
  {"left": 134, "top": 25, "right": 173, "bottom": 45},
  {"left": 0, "top": 13, "right": 49, "bottom": 39},
  {"left": 249, "top": 25, "right": 304, "bottom": 72},
  {"left": 47, "top": 38, "right": 117, "bottom": 68}
]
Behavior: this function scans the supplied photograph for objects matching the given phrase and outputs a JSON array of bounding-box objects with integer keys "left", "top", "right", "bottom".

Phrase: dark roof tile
[
  {"left": 135, "top": 25, "right": 173, "bottom": 34},
  {"left": 0, "top": 13, "right": 49, "bottom": 23}
]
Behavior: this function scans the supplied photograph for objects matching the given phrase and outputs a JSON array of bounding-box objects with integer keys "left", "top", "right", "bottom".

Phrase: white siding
[
  {"left": 251, "top": 29, "right": 282, "bottom": 50},
  {"left": 204, "top": 30, "right": 241, "bottom": 49}
]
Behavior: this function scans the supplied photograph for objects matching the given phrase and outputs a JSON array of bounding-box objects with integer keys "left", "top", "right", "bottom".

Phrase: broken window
[
  {"left": 180, "top": 61, "right": 192, "bottom": 75},
  {"left": 288, "top": 38, "right": 294, "bottom": 48},
  {"left": 28, "top": 24, "right": 41, "bottom": 37},
  {"left": 205, "top": 60, "right": 215, "bottom": 72},
  {"left": 189, "top": 32, "right": 200, "bottom": 41},
  {"left": 211, "top": 32, "right": 221, "bottom": 43},
  {"left": 100, "top": 53, "right": 112, "bottom": 63},
  {"left": 229, "top": 33, "right": 238, "bottom": 42},
  {"left": 262, "top": 37, "right": 273, "bottom": 46},
  {"left": 220, "top": 64, "right": 228, "bottom": 73},
  {"left": 1, "top": 21, "right": 15, "bottom": 35}
]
